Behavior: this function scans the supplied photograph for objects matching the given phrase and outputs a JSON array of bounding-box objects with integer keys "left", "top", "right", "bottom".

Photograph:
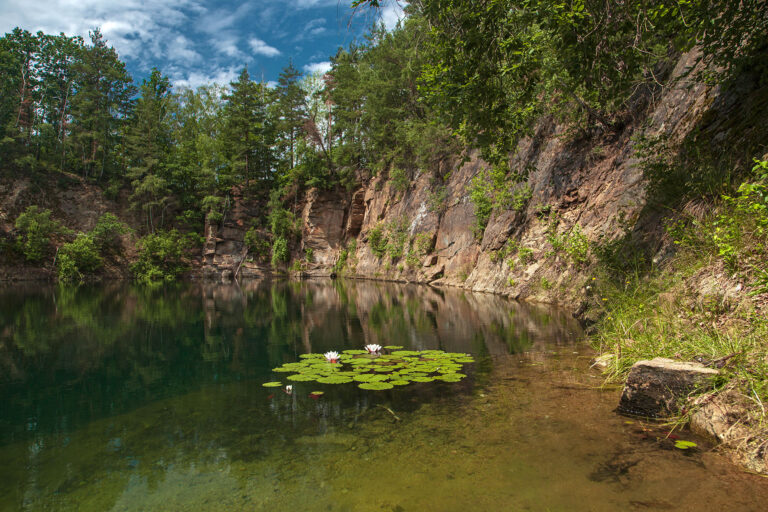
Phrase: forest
[{"left": 1, "top": 0, "right": 766, "bottom": 283}]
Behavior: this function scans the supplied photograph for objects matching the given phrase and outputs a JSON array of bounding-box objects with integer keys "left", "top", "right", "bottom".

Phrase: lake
[{"left": 0, "top": 280, "right": 766, "bottom": 511}]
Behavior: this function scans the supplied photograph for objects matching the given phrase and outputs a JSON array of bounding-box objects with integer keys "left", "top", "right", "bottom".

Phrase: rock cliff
[{"left": 202, "top": 49, "right": 762, "bottom": 311}]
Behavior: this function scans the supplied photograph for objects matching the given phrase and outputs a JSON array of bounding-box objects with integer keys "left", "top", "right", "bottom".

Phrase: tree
[
  {"left": 222, "top": 67, "right": 276, "bottom": 189},
  {"left": 126, "top": 68, "right": 173, "bottom": 232},
  {"left": 274, "top": 61, "right": 307, "bottom": 173},
  {"left": 68, "top": 29, "right": 135, "bottom": 180}
]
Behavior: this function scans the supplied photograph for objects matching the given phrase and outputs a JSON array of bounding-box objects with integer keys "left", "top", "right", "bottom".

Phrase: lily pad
[
  {"left": 343, "top": 349, "right": 368, "bottom": 355},
  {"left": 411, "top": 376, "right": 435, "bottom": 383},
  {"left": 358, "top": 381, "right": 394, "bottom": 390},
  {"left": 309, "top": 391, "right": 324, "bottom": 396},
  {"left": 674, "top": 440, "right": 698, "bottom": 450},
  {"left": 316, "top": 375, "right": 353, "bottom": 384},
  {"left": 262, "top": 381, "right": 283, "bottom": 387},
  {"left": 384, "top": 345, "right": 403, "bottom": 349},
  {"left": 390, "top": 379, "right": 411, "bottom": 386},
  {"left": 287, "top": 373, "right": 320, "bottom": 382}
]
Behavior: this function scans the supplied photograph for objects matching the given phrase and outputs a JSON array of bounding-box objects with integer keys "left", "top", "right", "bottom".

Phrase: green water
[{"left": 0, "top": 280, "right": 766, "bottom": 511}]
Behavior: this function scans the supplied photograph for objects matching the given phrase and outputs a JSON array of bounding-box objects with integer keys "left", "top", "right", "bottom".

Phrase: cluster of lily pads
[{"left": 262, "top": 344, "right": 474, "bottom": 391}]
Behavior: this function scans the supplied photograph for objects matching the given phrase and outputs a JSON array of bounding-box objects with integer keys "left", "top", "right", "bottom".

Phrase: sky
[{"left": 0, "top": 0, "right": 407, "bottom": 89}]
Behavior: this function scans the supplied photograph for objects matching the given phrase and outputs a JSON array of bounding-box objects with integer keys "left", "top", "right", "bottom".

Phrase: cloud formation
[
  {"left": 249, "top": 38, "right": 281, "bottom": 57},
  {"left": 303, "top": 61, "right": 332, "bottom": 75},
  {"left": 0, "top": 0, "right": 380, "bottom": 88}
]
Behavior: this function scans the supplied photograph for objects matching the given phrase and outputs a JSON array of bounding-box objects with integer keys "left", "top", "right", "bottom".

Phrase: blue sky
[{"left": 0, "top": 0, "right": 406, "bottom": 89}]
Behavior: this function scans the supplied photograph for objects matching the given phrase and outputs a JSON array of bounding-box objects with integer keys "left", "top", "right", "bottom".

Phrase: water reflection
[{"left": 0, "top": 279, "right": 582, "bottom": 511}]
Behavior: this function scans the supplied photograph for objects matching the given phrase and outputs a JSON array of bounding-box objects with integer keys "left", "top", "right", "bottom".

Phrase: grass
[{"left": 590, "top": 162, "right": 768, "bottom": 421}]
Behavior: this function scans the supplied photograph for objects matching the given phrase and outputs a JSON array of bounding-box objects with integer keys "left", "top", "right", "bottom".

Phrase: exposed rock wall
[
  {"left": 204, "top": 49, "right": 759, "bottom": 311},
  {"left": 276, "top": 51, "right": 715, "bottom": 308}
]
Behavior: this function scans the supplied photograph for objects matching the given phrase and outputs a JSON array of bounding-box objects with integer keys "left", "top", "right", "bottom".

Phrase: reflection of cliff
[
  {"left": 0, "top": 280, "right": 584, "bottom": 510},
  {"left": 0, "top": 280, "right": 581, "bottom": 447},
  {"left": 200, "top": 279, "right": 582, "bottom": 359}
]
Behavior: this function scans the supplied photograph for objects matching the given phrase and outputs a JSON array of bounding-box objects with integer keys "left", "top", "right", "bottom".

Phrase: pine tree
[
  {"left": 68, "top": 29, "right": 135, "bottom": 180},
  {"left": 222, "top": 67, "right": 276, "bottom": 190},
  {"left": 126, "top": 68, "right": 173, "bottom": 232}
]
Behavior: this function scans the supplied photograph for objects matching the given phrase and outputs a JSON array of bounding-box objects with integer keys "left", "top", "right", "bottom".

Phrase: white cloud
[
  {"left": 294, "top": 17, "right": 327, "bottom": 42},
  {"left": 212, "top": 35, "right": 244, "bottom": 59},
  {"left": 0, "top": 0, "right": 202, "bottom": 62},
  {"left": 249, "top": 37, "right": 281, "bottom": 57},
  {"left": 303, "top": 61, "right": 331, "bottom": 75},
  {"left": 171, "top": 66, "right": 239, "bottom": 89},
  {"left": 167, "top": 35, "right": 200, "bottom": 63},
  {"left": 381, "top": 1, "right": 407, "bottom": 31}
]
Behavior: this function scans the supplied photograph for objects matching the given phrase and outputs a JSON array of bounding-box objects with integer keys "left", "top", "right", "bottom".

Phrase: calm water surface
[{"left": 0, "top": 280, "right": 766, "bottom": 511}]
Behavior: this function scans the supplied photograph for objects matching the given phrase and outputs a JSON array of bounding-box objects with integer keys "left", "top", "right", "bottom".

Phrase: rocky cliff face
[{"left": 203, "top": 50, "right": 755, "bottom": 310}]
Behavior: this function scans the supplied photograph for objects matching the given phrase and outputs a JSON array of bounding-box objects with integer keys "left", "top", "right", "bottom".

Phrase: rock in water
[{"left": 618, "top": 358, "right": 719, "bottom": 417}]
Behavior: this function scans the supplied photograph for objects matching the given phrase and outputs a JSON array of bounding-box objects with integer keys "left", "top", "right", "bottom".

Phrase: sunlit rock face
[{"left": 201, "top": 50, "right": 732, "bottom": 309}]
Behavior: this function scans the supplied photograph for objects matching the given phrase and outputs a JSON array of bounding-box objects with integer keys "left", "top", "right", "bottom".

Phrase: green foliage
[
  {"left": 592, "top": 159, "right": 768, "bottom": 409},
  {"left": 271, "top": 236, "right": 289, "bottom": 267},
  {"left": 386, "top": 217, "right": 409, "bottom": 261},
  {"left": 670, "top": 159, "right": 768, "bottom": 291},
  {"left": 267, "top": 348, "right": 474, "bottom": 390},
  {"left": 369, "top": 224, "right": 388, "bottom": 258},
  {"left": 57, "top": 233, "right": 102, "bottom": 281},
  {"left": 267, "top": 190, "right": 299, "bottom": 239},
  {"left": 244, "top": 227, "right": 271, "bottom": 262},
  {"left": 518, "top": 246, "right": 534, "bottom": 264},
  {"left": 547, "top": 223, "right": 590, "bottom": 265},
  {"left": 90, "top": 213, "right": 130, "bottom": 252},
  {"left": 389, "top": 167, "right": 409, "bottom": 194},
  {"left": 201, "top": 196, "right": 226, "bottom": 224},
  {"left": 131, "top": 230, "right": 190, "bottom": 283},
  {"left": 427, "top": 183, "right": 449, "bottom": 214},
  {"left": 470, "top": 165, "right": 532, "bottom": 238},
  {"left": 540, "top": 277, "right": 552, "bottom": 290},
  {"left": 305, "top": 246, "right": 314, "bottom": 263},
  {"left": 14, "top": 206, "right": 69, "bottom": 262},
  {"left": 511, "top": 184, "right": 533, "bottom": 212}
]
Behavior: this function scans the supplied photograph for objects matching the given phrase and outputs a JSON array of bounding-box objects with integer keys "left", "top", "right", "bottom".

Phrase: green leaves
[
  {"left": 674, "top": 440, "right": 698, "bottom": 450},
  {"left": 268, "top": 348, "right": 475, "bottom": 391}
]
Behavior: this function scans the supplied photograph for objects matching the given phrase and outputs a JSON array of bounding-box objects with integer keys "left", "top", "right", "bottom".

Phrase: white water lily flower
[
  {"left": 324, "top": 351, "right": 340, "bottom": 363},
  {"left": 285, "top": 385, "right": 293, "bottom": 394},
  {"left": 365, "top": 344, "right": 382, "bottom": 354}
]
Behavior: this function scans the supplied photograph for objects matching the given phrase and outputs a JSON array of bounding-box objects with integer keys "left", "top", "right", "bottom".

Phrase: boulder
[{"left": 617, "top": 357, "right": 719, "bottom": 417}]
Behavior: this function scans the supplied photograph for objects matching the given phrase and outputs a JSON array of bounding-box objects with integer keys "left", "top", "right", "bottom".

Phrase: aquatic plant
[{"left": 267, "top": 348, "right": 475, "bottom": 391}]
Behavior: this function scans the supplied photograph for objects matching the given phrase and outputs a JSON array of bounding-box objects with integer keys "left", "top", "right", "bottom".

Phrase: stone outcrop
[
  {"left": 203, "top": 187, "right": 269, "bottom": 280},
  {"left": 617, "top": 357, "right": 719, "bottom": 417},
  {"left": 220, "top": 49, "right": 726, "bottom": 309},
  {"left": 201, "top": 49, "right": 757, "bottom": 314}
]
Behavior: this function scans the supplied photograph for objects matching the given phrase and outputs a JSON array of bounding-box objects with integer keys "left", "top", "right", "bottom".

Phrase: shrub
[
  {"left": 518, "top": 246, "right": 534, "bottom": 264},
  {"left": 201, "top": 195, "right": 226, "bottom": 224},
  {"left": 58, "top": 233, "right": 102, "bottom": 282},
  {"left": 390, "top": 167, "right": 409, "bottom": 194},
  {"left": 14, "top": 206, "right": 70, "bottom": 262},
  {"left": 91, "top": 213, "right": 130, "bottom": 252},
  {"left": 271, "top": 236, "right": 289, "bottom": 267},
  {"left": 386, "top": 217, "right": 409, "bottom": 261},
  {"left": 511, "top": 184, "right": 533, "bottom": 212},
  {"left": 244, "top": 227, "right": 271, "bottom": 261},
  {"left": 131, "top": 230, "right": 190, "bottom": 283},
  {"left": 369, "top": 224, "right": 388, "bottom": 258}
]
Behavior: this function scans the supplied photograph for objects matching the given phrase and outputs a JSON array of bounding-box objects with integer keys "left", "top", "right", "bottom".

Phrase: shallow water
[{"left": 0, "top": 280, "right": 765, "bottom": 511}]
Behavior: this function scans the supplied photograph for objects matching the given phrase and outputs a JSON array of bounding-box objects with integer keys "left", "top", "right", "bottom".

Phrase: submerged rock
[{"left": 617, "top": 357, "right": 719, "bottom": 417}]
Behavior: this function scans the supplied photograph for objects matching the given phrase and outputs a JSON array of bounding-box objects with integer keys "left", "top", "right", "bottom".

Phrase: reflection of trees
[{"left": 0, "top": 279, "right": 584, "bottom": 511}]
